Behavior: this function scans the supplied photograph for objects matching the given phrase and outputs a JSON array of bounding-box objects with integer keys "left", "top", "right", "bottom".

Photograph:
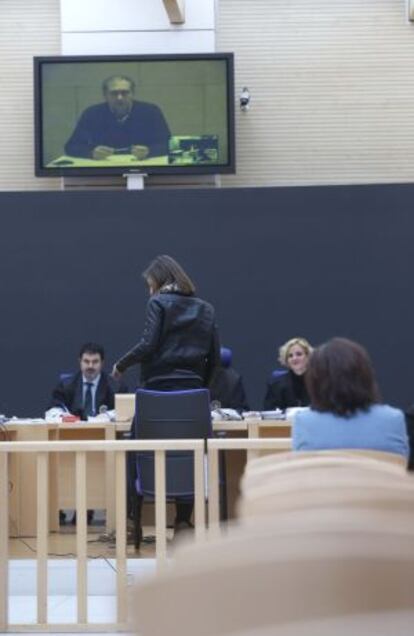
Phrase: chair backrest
[
  {"left": 59, "top": 371, "right": 74, "bottom": 384},
  {"left": 135, "top": 388, "right": 212, "bottom": 440},
  {"left": 134, "top": 388, "right": 212, "bottom": 497},
  {"left": 270, "top": 368, "right": 288, "bottom": 381},
  {"left": 220, "top": 346, "right": 232, "bottom": 368}
]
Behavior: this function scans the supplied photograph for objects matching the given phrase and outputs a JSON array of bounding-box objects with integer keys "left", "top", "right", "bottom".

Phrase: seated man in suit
[
  {"left": 47, "top": 342, "right": 128, "bottom": 420},
  {"left": 47, "top": 342, "right": 128, "bottom": 525}
]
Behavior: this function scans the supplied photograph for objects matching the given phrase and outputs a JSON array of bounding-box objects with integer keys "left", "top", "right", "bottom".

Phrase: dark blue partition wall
[{"left": 0, "top": 184, "right": 413, "bottom": 415}]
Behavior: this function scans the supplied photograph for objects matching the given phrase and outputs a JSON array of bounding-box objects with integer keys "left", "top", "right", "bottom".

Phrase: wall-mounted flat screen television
[{"left": 34, "top": 53, "right": 235, "bottom": 177}]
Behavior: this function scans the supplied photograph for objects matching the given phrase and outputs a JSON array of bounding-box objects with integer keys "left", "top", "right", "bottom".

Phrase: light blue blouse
[{"left": 292, "top": 404, "right": 409, "bottom": 458}]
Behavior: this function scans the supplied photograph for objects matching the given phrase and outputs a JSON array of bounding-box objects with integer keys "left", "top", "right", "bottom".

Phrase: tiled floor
[
  {"left": 7, "top": 519, "right": 176, "bottom": 632},
  {"left": 9, "top": 522, "right": 160, "bottom": 559},
  {"left": 9, "top": 557, "right": 156, "bottom": 628}
]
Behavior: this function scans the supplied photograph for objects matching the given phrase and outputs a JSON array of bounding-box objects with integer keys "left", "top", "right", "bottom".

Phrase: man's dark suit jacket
[
  {"left": 49, "top": 371, "right": 128, "bottom": 419},
  {"left": 209, "top": 367, "right": 250, "bottom": 412},
  {"left": 64, "top": 101, "right": 171, "bottom": 159}
]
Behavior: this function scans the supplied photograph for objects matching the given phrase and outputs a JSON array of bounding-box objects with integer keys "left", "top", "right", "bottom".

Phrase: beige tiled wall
[
  {"left": 2, "top": 0, "right": 414, "bottom": 190},
  {"left": 0, "top": 0, "right": 61, "bottom": 191},
  {"left": 218, "top": 0, "right": 414, "bottom": 187}
]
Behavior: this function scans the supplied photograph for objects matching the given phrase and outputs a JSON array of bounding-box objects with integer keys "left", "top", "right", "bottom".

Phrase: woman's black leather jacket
[{"left": 116, "top": 290, "right": 220, "bottom": 386}]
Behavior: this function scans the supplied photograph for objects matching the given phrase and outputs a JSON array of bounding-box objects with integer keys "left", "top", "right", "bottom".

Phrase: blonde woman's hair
[{"left": 278, "top": 337, "right": 313, "bottom": 367}]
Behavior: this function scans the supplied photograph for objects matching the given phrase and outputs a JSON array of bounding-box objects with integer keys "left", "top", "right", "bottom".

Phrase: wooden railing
[{"left": 0, "top": 437, "right": 290, "bottom": 632}]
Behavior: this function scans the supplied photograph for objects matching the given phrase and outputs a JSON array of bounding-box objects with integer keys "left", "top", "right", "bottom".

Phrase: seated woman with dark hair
[
  {"left": 264, "top": 337, "right": 313, "bottom": 411},
  {"left": 292, "top": 337, "right": 409, "bottom": 458}
]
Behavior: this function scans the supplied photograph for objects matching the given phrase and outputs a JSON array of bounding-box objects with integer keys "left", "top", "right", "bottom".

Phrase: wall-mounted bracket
[{"left": 162, "top": 0, "right": 185, "bottom": 24}]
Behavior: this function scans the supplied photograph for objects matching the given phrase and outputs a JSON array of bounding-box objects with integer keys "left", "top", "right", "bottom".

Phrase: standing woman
[
  {"left": 263, "top": 337, "right": 313, "bottom": 411},
  {"left": 112, "top": 254, "right": 220, "bottom": 389},
  {"left": 112, "top": 255, "right": 220, "bottom": 532}
]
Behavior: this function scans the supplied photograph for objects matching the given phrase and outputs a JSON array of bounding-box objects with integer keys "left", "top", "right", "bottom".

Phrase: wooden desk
[
  {"left": 4, "top": 417, "right": 291, "bottom": 536},
  {"left": 247, "top": 418, "right": 291, "bottom": 438},
  {"left": 5, "top": 421, "right": 58, "bottom": 537},
  {"left": 246, "top": 418, "right": 292, "bottom": 461},
  {"left": 55, "top": 422, "right": 118, "bottom": 531},
  {"left": 214, "top": 419, "right": 291, "bottom": 514},
  {"left": 4, "top": 420, "right": 121, "bottom": 537}
]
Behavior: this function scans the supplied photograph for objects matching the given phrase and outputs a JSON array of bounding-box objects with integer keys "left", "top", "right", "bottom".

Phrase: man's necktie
[{"left": 83, "top": 382, "right": 94, "bottom": 417}]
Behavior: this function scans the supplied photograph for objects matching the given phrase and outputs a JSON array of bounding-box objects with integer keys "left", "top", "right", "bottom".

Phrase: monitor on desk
[{"left": 34, "top": 53, "right": 235, "bottom": 177}]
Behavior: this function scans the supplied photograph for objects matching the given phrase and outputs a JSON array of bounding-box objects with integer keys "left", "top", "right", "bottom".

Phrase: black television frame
[{"left": 34, "top": 52, "right": 235, "bottom": 178}]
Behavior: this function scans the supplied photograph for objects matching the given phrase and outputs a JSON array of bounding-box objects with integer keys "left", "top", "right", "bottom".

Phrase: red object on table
[{"left": 62, "top": 414, "right": 81, "bottom": 423}]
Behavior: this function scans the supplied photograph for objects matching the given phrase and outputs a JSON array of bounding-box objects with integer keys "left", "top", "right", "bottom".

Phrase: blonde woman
[{"left": 263, "top": 337, "right": 313, "bottom": 411}]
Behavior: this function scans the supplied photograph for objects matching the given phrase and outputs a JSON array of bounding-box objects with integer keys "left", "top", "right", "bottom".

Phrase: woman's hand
[{"left": 111, "top": 364, "right": 122, "bottom": 380}]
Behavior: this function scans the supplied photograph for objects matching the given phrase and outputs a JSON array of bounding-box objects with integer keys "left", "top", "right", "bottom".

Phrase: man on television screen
[{"left": 64, "top": 75, "right": 171, "bottom": 160}]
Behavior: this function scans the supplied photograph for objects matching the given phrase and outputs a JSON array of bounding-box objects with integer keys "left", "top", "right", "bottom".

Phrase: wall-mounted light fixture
[{"left": 240, "top": 87, "right": 251, "bottom": 112}]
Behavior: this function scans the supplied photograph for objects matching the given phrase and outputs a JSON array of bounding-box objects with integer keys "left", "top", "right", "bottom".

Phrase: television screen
[{"left": 34, "top": 53, "right": 235, "bottom": 177}]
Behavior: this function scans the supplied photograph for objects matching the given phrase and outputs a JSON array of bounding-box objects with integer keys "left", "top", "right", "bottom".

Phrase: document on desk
[
  {"left": 87, "top": 414, "right": 113, "bottom": 423},
  {"left": 5, "top": 418, "right": 46, "bottom": 425},
  {"left": 211, "top": 408, "right": 243, "bottom": 421},
  {"left": 260, "top": 410, "right": 285, "bottom": 420}
]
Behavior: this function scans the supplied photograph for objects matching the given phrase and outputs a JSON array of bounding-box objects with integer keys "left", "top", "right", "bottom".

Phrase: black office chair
[{"left": 131, "top": 388, "right": 212, "bottom": 549}]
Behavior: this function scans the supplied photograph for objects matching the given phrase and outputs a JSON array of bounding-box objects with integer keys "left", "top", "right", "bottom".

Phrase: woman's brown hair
[
  {"left": 306, "top": 337, "right": 381, "bottom": 416},
  {"left": 142, "top": 255, "right": 196, "bottom": 295}
]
